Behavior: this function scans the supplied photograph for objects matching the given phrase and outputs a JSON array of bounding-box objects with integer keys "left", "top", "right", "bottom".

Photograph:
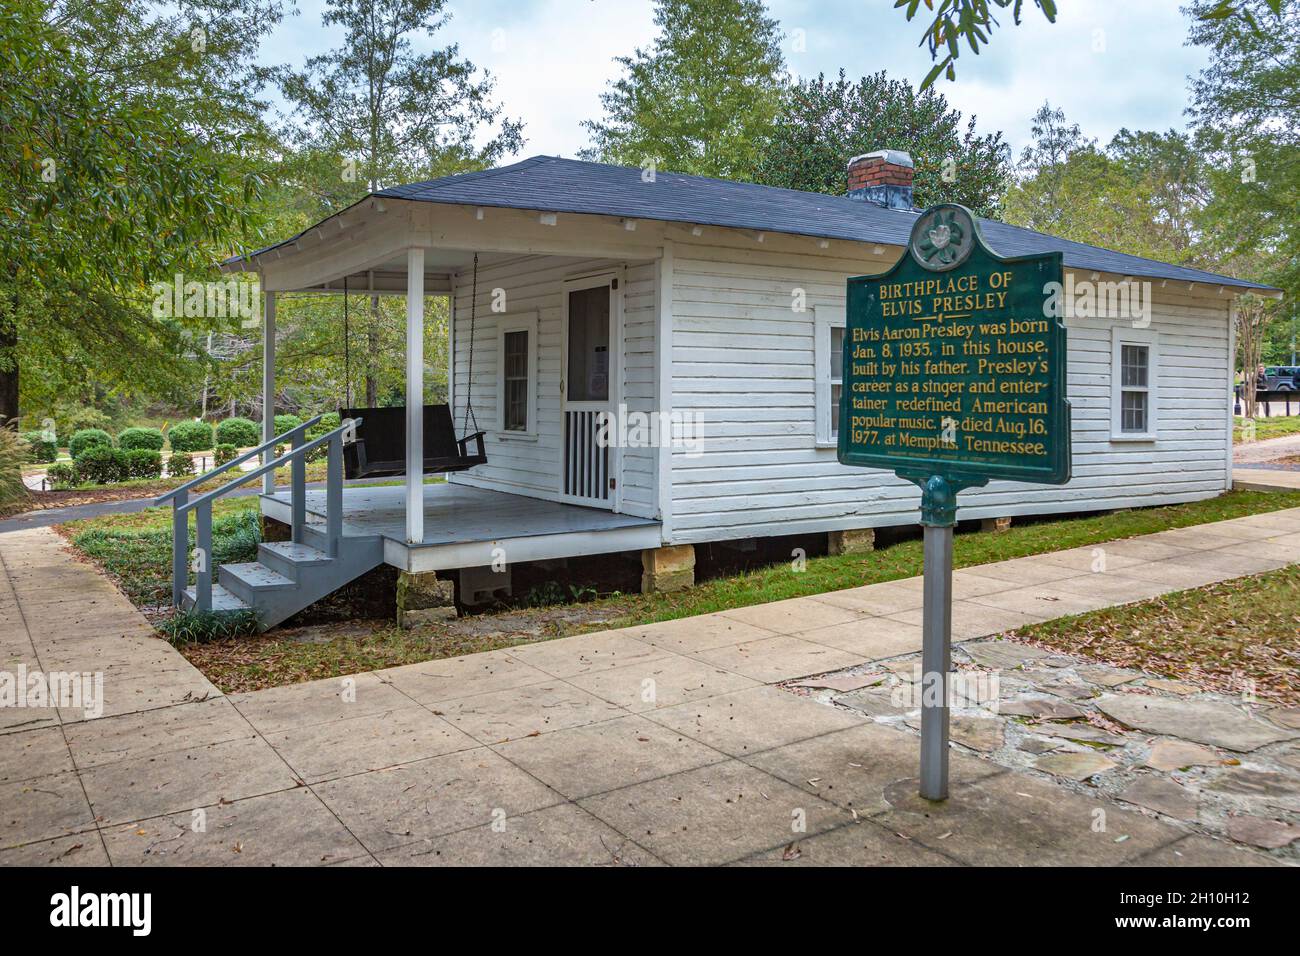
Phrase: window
[
  {"left": 830, "top": 326, "right": 844, "bottom": 440},
  {"left": 503, "top": 330, "right": 529, "bottom": 431},
  {"left": 496, "top": 312, "right": 538, "bottom": 437},
  {"left": 1111, "top": 329, "right": 1158, "bottom": 441},
  {"left": 814, "top": 307, "right": 846, "bottom": 446}
]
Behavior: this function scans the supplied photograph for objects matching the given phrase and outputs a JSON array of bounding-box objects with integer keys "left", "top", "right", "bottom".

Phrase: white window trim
[
  {"left": 814, "top": 305, "right": 846, "bottom": 448},
  {"left": 1111, "top": 326, "right": 1159, "bottom": 442},
  {"left": 495, "top": 310, "right": 539, "bottom": 440}
]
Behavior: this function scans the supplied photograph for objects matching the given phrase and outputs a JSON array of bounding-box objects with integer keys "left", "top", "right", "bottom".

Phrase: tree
[
  {"left": 0, "top": 0, "right": 282, "bottom": 423},
  {"left": 278, "top": 0, "right": 523, "bottom": 406},
  {"left": 894, "top": 0, "right": 1058, "bottom": 89},
  {"left": 1185, "top": 0, "right": 1298, "bottom": 297},
  {"left": 581, "top": 0, "right": 787, "bottom": 179},
  {"left": 1002, "top": 104, "right": 1216, "bottom": 267},
  {"left": 753, "top": 70, "right": 1010, "bottom": 216},
  {"left": 1235, "top": 294, "right": 1280, "bottom": 417}
]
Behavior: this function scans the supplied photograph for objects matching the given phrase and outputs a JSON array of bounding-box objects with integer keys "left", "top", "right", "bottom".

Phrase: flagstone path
[{"left": 2, "top": 508, "right": 1298, "bottom": 866}]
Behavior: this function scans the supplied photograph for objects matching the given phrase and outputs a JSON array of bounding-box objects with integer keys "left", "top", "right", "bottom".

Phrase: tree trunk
[
  {"left": 0, "top": 276, "right": 17, "bottom": 424},
  {"left": 0, "top": 325, "right": 17, "bottom": 425}
]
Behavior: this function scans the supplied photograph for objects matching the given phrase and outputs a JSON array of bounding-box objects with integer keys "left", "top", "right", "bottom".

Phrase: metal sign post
[{"left": 837, "top": 204, "right": 1072, "bottom": 801}]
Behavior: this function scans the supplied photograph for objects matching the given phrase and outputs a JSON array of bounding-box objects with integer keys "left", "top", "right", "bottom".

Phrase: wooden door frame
[{"left": 559, "top": 271, "right": 623, "bottom": 510}]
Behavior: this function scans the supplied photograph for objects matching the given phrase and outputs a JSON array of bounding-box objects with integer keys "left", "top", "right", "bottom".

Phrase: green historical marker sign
[
  {"left": 838, "top": 203, "right": 1071, "bottom": 521},
  {"left": 837, "top": 203, "right": 1072, "bottom": 801}
]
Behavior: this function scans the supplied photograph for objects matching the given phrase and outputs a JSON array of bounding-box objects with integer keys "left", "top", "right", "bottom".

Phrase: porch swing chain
[{"left": 461, "top": 252, "right": 481, "bottom": 437}]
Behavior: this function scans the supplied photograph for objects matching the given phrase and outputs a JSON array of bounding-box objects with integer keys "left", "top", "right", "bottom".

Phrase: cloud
[{"left": 261, "top": 0, "right": 1208, "bottom": 164}]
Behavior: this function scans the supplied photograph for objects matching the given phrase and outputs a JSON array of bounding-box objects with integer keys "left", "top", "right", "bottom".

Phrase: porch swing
[{"left": 339, "top": 255, "right": 488, "bottom": 480}]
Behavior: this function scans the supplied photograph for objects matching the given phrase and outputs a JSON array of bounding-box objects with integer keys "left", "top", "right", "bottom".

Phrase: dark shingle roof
[{"left": 242, "top": 155, "right": 1276, "bottom": 291}]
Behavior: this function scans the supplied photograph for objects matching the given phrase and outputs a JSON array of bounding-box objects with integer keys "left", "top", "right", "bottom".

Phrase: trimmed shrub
[
  {"left": 214, "top": 443, "right": 238, "bottom": 466},
  {"left": 216, "top": 417, "right": 260, "bottom": 447},
  {"left": 124, "top": 448, "right": 163, "bottom": 479},
  {"left": 274, "top": 413, "right": 303, "bottom": 436},
  {"left": 75, "top": 445, "right": 129, "bottom": 484},
  {"left": 45, "top": 462, "right": 78, "bottom": 489},
  {"left": 167, "top": 420, "right": 213, "bottom": 452},
  {"left": 167, "top": 453, "right": 196, "bottom": 478},
  {"left": 68, "top": 428, "right": 112, "bottom": 459},
  {"left": 118, "top": 426, "right": 165, "bottom": 452},
  {"left": 20, "top": 431, "right": 57, "bottom": 463}
]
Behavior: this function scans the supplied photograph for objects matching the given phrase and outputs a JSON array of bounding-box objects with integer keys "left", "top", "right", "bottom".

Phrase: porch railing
[{"left": 155, "top": 415, "right": 359, "bottom": 612}]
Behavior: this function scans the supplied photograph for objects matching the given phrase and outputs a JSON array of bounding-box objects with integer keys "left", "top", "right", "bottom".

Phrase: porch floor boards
[{"left": 263, "top": 482, "right": 657, "bottom": 549}]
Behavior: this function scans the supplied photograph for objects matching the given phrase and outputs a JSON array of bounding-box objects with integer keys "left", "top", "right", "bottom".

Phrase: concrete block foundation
[
  {"left": 641, "top": 545, "right": 695, "bottom": 593},
  {"left": 828, "top": 528, "right": 876, "bottom": 556}
]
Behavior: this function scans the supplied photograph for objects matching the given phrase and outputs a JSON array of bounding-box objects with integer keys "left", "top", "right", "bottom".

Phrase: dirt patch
[{"left": 177, "top": 601, "right": 629, "bottom": 694}]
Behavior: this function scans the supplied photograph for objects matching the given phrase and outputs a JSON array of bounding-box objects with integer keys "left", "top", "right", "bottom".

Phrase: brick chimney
[{"left": 846, "top": 149, "right": 914, "bottom": 210}]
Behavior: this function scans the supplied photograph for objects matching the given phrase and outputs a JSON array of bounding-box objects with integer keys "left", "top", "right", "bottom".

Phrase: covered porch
[
  {"left": 260, "top": 481, "right": 661, "bottom": 573},
  {"left": 230, "top": 193, "right": 671, "bottom": 548}
]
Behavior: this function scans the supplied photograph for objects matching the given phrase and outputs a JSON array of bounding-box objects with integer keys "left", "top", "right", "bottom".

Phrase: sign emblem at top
[{"left": 910, "top": 204, "right": 975, "bottom": 272}]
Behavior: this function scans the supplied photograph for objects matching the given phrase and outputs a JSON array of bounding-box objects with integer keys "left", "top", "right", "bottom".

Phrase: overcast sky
[{"left": 260, "top": 0, "right": 1209, "bottom": 163}]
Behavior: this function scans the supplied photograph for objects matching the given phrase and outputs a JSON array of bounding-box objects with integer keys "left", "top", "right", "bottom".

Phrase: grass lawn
[
  {"left": 2, "top": 456, "right": 407, "bottom": 518},
  {"left": 57, "top": 488, "right": 1300, "bottom": 692},
  {"left": 1010, "top": 565, "right": 1300, "bottom": 706},
  {"left": 1235, "top": 414, "right": 1300, "bottom": 443}
]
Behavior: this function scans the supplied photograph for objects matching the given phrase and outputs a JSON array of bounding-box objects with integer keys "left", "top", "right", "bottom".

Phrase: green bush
[
  {"left": 68, "top": 428, "right": 112, "bottom": 458},
  {"left": 125, "top": 448, "right": 163, "bottom": 479},
  {"left": 167, "top": 420, "right": 213, "bottom": 452},
  {"left": 214, "top": 443, "right": 238, "bottom": 466},
  {"left": 274, "top": 413, "right": 303, "bottom": 436},
  {"left": 0, "top": 426, "right": 29, "bottom": 511},
  {"left": 45, "top": 462, "right": 78, "bottom": 488},
  {"left": 118, "top": 426, "right": 165, "bottom": 452},
  {"left": 74, "top": 445, "right": 129, "bottom": 484},
  {"left": 20, "top": 431, "right": 57, "bottom": 463},
  {"left": 216, "top": 417, "right": 260, "bottom": 447},
  {"left": 167, "top": 453, "right": 196, "bottom": 478}
]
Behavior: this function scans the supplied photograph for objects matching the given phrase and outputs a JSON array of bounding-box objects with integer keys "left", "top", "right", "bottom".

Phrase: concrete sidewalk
[
  {"left": 1234, "top": 468, "right": 1300, "bottom": 492},
  {"left": 2, "top": 509, "right": 1299, "bottom": 866}
]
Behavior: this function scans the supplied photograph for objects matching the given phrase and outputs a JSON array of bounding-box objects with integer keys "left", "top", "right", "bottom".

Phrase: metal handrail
[
  {"left": 164, "top": 416, "right": 358, "bottom": 613},
  {"left": 176, "top": 418, "right": 357, "bottom": 516},
  {"left": 154, "top": 414, "right": 325, "bottom": 505}
]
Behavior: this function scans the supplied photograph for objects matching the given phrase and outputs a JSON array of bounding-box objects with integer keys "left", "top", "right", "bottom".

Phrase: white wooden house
[{"left": 177, "top": 151, "right": 1278, "bottom": 628}]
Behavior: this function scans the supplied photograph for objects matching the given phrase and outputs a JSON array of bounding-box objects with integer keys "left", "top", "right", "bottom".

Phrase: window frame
[
  {"left": 495, "top": 310, "right": 539, "bottom": 440},
  {"left": 1110, "top": 326, "right": 1159, "bottom": 442},
  {"left": 814, "top": 305, "right": 846, "bottom": 448}
]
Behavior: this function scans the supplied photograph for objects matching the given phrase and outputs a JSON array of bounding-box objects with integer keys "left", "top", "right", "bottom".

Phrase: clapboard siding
[
  {"left": 667, "top": 243, "right": 1232, "bottom": 545},
  {"left": 447, "top": 254, "right": 659, "bottom": 517}
]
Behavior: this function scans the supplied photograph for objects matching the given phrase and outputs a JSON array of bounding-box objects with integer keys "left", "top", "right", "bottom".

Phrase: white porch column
[
  {"left": 261, "top": 289, "right": 276, "bottom": 495},
  {"left": 405, "top": 248, "right": 425, "bottom": 543}
]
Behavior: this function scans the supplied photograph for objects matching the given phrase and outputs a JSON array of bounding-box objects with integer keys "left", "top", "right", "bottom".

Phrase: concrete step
[
  {"left": 257, "top": 541, "right": 331, "bottom": 579},
  {"left": 181, "top": 583, "right": 250, "bottom": 613},
  {"left": 219, "top": 562, "right": 295, "bottom": 606}
]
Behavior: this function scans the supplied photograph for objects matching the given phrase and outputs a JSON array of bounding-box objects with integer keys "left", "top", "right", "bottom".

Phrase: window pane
[
  {"left": 1121, "top": 344, "right": 1148, "bottom": 388},
  {"left": 503, "top": 330, "right": 529, "bottom": 431},
  {"left": 831, "top": 383, "right": 841, "bottom": 438},
  {"left": 1121, "top": 391, "right": 1148, "bottom": 433},
  {"left": 830, "top": 326, "right": 844, "bottom": 381},
  {"left": 567, "top": 286, "right": 610, "bottom": 402}
]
